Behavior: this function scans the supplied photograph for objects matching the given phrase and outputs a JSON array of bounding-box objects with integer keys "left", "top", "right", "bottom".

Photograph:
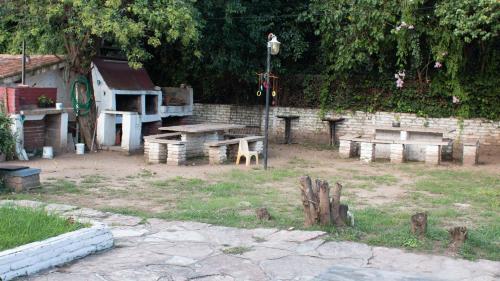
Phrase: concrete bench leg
[
  {"left": 167, "top": 143, "right": 186, "bottom": 166},
  {"left": 390, "top": 143, "right": 405, "bottom": 164},
  {"left": 209, "top": 146, "right": 227, "bottom": 165},
  {"left": 339, "top": 140, "right": 353, "bottom": 159},
  {"left": 360, "top": 142, "right": 375, "bottom": 163},
  {"left": 463, "top": 143, "right": 479, "bottom": 166},
  {"left": 148, "top": 142, "right": 167, "bottom": 164},
  {"left": 425, "top": 145, "right": 441, "bottom": 165},
  {"left": 249, "top": 141, "right": 264, "bottom": 154}
]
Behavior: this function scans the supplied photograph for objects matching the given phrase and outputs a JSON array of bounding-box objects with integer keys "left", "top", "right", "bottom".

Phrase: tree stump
[
  {"left": 299, "top": 176, "right": 348, "bottom": 227},
  {"left": 256, "top": 208, "right": 271, "bottom": 221},
  {"left": 410, "top": 212, "right": 428, "bottom": 238},
  {"left": 449, "top": 226, "right": 467, "bottom": 250}
]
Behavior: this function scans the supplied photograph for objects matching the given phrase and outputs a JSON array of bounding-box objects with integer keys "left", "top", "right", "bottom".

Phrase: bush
[{"left": 0, "top": 112, "right": 15, "bottom": 159}]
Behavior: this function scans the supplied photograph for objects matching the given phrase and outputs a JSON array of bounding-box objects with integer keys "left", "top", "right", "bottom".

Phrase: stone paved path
[{"left": 2, "top": 200, "right": 499, "bottom": 281}]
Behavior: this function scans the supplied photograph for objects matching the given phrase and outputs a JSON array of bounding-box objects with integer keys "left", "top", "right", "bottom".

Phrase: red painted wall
[{"left": 0, "top": 87, "right": 57, "bottom": 114}]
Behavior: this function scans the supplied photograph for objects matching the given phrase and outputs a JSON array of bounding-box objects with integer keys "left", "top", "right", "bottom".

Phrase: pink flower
[
  {"left": 442, "top": 52, "right": 448, "bottom": 56},
  {"left": 396, "top": 26, "right": 401, "bottom": 32},
  {"left": 434, "top": 62, "right": 442, "bottom": 68},
  {"left": 396, "top": 78, "right": 404, "bottom": 88},
  {"left": 453, "top": 96, "right": 460, "bottom": 104},
  {"left": 398, "top": 71, "right": 405, "bottom": 78},
  {"left": 408, "top": 25, "right": 414, "bottom": 29}
]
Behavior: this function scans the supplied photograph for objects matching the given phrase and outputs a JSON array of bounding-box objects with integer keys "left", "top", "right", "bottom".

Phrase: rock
[
  {"left": 45, "top": 203, "right": 78, "bottom": 214},
  {"left": 111, "top": 227, "right": 149, "bottom": 238},
  {"left": 316, "top": 241, "right": 372, "bottom": 265},
  {"left": 267, "top": 230, "right": 326, "bottom": 242},
  {"left": 255, "top": 207, "right": 272, "bottom": 221},
  {"left": 149, "top": 230, "right": 206, "bottom": 242},
  {"left": 165, "top": 256, "right": 198, "bottom": 266},
  {"left": 102, "top": 214, "right": 142, "bottom": 226}
]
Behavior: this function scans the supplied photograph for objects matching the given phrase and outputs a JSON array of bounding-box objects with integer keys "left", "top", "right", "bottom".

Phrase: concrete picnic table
[
  {"left": 365, "top": 126, "right": 448, "bottom": 161},
  {"left": 159, "top": 123, "right": 246, "bottom": 157},
  {"left": 321, "top": 117, "right": 345, "bottom": 146},
  {"left": 276, "top": 115, "right": 299, "bottom": 144}
]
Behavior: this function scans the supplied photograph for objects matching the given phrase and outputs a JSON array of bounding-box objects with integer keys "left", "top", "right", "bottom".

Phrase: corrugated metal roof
[
  {"left": 93, "top": 58, "right": 156, "bottom": 91},
  {"left": 0, "top": 55, "right": 64, "bottom": 80}
]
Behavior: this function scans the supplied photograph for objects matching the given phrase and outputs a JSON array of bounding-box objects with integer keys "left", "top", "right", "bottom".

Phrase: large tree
[{"left": 0, "top": 0, "right": 201, "bottom": 73}]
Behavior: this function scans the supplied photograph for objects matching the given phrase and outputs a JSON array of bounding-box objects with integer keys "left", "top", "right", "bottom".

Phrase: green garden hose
[{"left": 70, "top": 76, "right": 92, "bottom": 117}]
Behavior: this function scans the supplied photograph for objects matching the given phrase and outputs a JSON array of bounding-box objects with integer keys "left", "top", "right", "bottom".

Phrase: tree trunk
[
  {"left": 410, "top": 212, "right": 428, "bottom": 238},
  {"left": 331, "top": 182, "right": 345, "bottom": 226},
  {"left": 449, "top": 226, "right": 467, "bottom": 250},
  {"left": 299, "top": 177, "right": 348, "bottom": 227},
  {"left": 317, "top": 179, "right": 331, "bottom": 225},
  {"left": 76, "top": 81, "right": 97, "bottom": 150},
  {"left": 299, "top": 176, "right": 316, "bottom": 227}
]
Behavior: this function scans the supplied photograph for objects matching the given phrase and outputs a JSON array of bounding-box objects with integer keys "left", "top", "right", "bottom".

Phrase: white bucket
[
  {"left": 42, "top": 146, "right": 53, "bottom": 159},
  {"left": 76, "top": 143, "right": 85, "bottom": 155},
  {"left": 56, "top": 103, "right": 63, "bottom": 109}
]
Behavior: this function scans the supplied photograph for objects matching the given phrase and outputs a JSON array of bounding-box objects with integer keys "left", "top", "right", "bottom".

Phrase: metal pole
[
  {"left": 21, "top": 40, "right": 26, "bottom": 85},
  {"left": 263, "top": 42, "right": 271, "bottom": 170}
]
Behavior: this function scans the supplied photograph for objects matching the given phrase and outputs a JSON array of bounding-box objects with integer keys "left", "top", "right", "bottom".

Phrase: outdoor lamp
[
  {"left": 263, "top": 33, "right": 281, "bottom": 170},
  {"left": 268, "top": 34, "right": 281, "bottom": 55}
]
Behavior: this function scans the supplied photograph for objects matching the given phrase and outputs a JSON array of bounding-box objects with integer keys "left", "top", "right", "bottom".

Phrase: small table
[
  {"left": 322, "top": 117, "right": 345, "bottom": 146},
  {"left": 276, "top": 115, "right": 299, "bottom": 144}
]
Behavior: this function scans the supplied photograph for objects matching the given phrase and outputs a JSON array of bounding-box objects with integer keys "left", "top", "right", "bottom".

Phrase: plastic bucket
[
  {"left": 76, "top": 143, "right": 85, "bottom": 155},
  {"left": 56, "top": 103, "right": 63, "bottom": 109},
  {"left": 42, "top": 146, "right": 53, "bottom": 159}
]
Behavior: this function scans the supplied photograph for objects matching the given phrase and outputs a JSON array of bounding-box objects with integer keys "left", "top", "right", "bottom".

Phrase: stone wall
[
  {"left": 184, "top": 103, "right": 500, "bottom": 145},
  {"left": 0, "top": 221, "right": 113, "bottom": 281}
]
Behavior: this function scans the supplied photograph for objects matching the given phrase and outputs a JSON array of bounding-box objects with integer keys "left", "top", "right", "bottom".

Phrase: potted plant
[
  {"left": 37, "top": 95, "right": 55, "bottom": 108},
  {"left": 392, "top": 114, "right": 401, "bottom": 127}
]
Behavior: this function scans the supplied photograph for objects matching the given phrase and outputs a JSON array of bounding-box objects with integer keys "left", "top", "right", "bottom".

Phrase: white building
[{"left": 91, "top": 58, "right": 193, "bottom": 152}]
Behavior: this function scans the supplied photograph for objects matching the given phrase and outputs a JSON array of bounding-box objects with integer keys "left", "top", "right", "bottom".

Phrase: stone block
[
  {"left": 339, "top": 140, "right": 353, "bottom": 159},
  {"left": 360, "top": 142, "right": 375, "bottom": 163},
  {"left": 462, "top": 143, "right": 479, "bottom": 165},
  {"left": 390, "top": 143, "right": 405, "bottom": 163},
  {"left": 425, "top": 145, "right": 441, "bottom": 165}
]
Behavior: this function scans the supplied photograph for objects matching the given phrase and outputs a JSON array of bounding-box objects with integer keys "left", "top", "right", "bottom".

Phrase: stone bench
[
  {"left": 339, "top": 136, "right": 451, "bottom": 165},
  {"left": 144, "top": 138, "right": 186, "bottom": 166},
  {"left": 143, "top": 133, "right": 182, "bottom": 164},
  {"left": 205, "top": 136, "right": 264, "bottom": 165},
  {"left": 462, "top": 139, "right": 479, "bottom": 166}
]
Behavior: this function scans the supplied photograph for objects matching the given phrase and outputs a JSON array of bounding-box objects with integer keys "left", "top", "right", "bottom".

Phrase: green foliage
[
  {"left": 0, "top": 112, "right": 15, "bottom": 159},
  {"left": 37, "top": 95, "right": 54, "bottom": 108},
  {"left": 310, "top": 0, "right": 499, "bottom": 119},
  {"left": 0, "top": 0, "right": 200, "bottom": 72},
  {"left": 0, "top": 1, "right": 498, "bottom": 119}
]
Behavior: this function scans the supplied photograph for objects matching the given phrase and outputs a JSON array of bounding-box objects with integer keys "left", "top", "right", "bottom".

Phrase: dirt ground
[{"left": 5, "top": 143, "right": 499, "bottom": 212}]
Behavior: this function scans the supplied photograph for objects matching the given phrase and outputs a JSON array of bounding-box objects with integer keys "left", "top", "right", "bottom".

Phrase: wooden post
[
  {"left": 331, "top": 182, "right": 345, "bottom": 226},
  {"left": 410, "top": 212, "right": 428, "bottom": 238},
  {"left": 299, "top": 176, "right": 316, "bottom": 226},
  {"left": 299, "top": 177, "right": 349, "bottom": 227},
  {"left": 317, "top": 179, "right": 331, "bottom": 225},
  {"left": 449, "top": 226, "right": 467, "bottom": 250}
]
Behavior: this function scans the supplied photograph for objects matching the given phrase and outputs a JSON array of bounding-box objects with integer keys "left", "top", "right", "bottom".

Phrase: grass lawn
[
  {"left": 1, "top": 149, "right": 498, "bottom": 261},
  {"left": 0, "top": 206, "right": 85, "bottom": 251}
]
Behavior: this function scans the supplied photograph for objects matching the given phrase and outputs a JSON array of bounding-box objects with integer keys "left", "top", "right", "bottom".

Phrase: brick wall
[
  {"left": 185, "top": 103, "right": 500, "bottom": 145},
  {"left": 0, "top": 87, "right": 57, "bottom": 113}
]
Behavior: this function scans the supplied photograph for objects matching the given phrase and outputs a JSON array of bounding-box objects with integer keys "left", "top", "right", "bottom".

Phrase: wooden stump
[
  {"left": 410, "top": 212, "right": 427, "bottom": 238},
  {"left": 299, "top": 176, "right": 348, "bottom": 227},
  {"left": 449, "top": 226, "right": 467, "bottom": 250},
  {"left": 256, "top": 208, "right": 272, "bottom": 221}
]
